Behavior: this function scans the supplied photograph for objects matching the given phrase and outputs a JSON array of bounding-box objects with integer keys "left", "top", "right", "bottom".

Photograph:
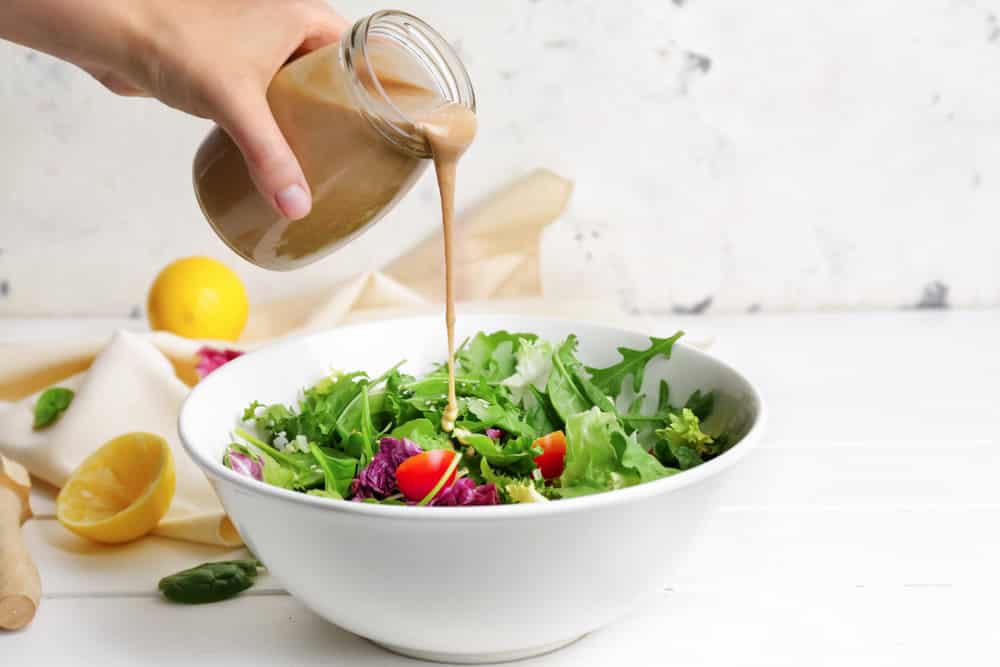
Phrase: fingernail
[{"left": 275, "top": 184, "right": 311, "bottom": 220}]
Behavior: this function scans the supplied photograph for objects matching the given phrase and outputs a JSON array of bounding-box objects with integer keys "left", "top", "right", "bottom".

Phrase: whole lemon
[{"left": 147, "top": 256, "right": 248, "bottom": 341}]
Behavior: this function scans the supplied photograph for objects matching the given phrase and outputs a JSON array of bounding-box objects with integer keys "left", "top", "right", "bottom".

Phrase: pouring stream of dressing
[{"left": 414, "top": 103, "right": 478, "bottom": 432}]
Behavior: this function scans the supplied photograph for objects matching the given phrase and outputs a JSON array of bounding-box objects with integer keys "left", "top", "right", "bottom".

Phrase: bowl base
[{"left": 373, "top": 634, "right": 586, "bottom": 664}]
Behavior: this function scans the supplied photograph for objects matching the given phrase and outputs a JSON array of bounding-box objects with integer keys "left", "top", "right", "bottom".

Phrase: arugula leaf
[
  {"left": 621, "top": 380, "right": 675, "bottom": 448},
  {"left": 459, "top": 397, "right": 536, "bottom": 438},
  {"left": 585, "top": 332, "right": 684, "bottom": 399},
  {"left": 654, "top": 408, "right": 714, "bottom": 470},
  {"left": 390, "top": 418, "right": 453, "bottom": 450},
  {"left": 524, "top": 385, "right": 560, "bottom": 434},
  {"left": 243, "top": 371, "right": 367, "bottom": 446},
  {"left": 684, "top": 389, "right": 715, "bottom": 421},
  {"left": 383, "top": 369, "right": 419, "bottom": 425},
  {"left": 33, "top": 387, "right": 74, "bottom": 430},
  {"left": 454, "top": 428, "right": 538, "bottom": 473}
]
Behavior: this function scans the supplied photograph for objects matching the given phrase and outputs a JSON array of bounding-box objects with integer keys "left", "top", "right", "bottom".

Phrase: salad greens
[{"left": 223, "top": 330, "right": 732, "bottom": 506}]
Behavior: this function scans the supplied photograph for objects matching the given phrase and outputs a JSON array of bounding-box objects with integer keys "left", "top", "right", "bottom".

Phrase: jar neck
[{"left": 340, "top": 11, "right": 476, "bottom": 159}]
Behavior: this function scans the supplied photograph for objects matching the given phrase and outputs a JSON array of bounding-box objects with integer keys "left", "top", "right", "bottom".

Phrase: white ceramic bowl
[{"left": 179, "top": 315, "right": 765, "bottom": 664}]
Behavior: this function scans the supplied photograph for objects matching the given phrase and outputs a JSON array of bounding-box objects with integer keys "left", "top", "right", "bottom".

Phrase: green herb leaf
[
  {"left": 33, "top": 387, "right": 74, "bottom": 430},
  {"left": 159, "top": 560, "right": 262, "bottom": 604}
]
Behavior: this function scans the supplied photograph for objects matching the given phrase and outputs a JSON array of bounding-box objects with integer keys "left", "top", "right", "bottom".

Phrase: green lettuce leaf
[
  {"left": 501, "top": 338, "right": 554, "bottom": 399},
  {"left": 654, "top": 408, "right": 714, "bottom": 470},
  {"left": 612, "top": 430, "right": 677, "bottom": 483},
  {"left": 558, "top": 408, "right": 622, "bottom": 496},
  {"left": 458, "top": 331, "right": 537, "bottom": 383}
]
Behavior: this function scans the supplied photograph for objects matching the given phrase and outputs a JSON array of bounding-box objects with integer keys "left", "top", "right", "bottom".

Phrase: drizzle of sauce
[{"left": 414, "top": 104, "right": 478, "bottom": 432}]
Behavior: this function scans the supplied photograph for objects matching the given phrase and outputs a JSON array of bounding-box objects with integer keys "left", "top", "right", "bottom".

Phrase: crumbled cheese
[
  {"left": 293, "top": 434, "right": 310, "bottom": 453},
  {"left": 273, "top": 431, "right": 289, "bottom": 450}
]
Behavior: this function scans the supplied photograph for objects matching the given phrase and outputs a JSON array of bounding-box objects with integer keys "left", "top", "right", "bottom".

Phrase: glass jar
[{"left": 192, "top": 10, "right": 476, "bottom": 270}]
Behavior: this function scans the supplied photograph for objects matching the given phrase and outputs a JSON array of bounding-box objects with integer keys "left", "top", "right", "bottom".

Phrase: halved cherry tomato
[
  {"left": 532, "top": 431, "right": 567, "bottom": 479},
  {"left": 396, "top": 450, "right": 458, "bottom": 502}
]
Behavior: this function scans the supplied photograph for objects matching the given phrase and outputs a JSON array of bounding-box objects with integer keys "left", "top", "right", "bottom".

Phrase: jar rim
[{"left": 342, "top": 10, "right": 477, "bottom": 158}]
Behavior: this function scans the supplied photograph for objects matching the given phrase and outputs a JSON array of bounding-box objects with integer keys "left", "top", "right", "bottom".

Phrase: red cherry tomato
[
  {"left": 532, "top": 431, "right": 567, "bottom": 479},
  {"left": 396, "top": 450, "right": 458, "bottom": 501}
]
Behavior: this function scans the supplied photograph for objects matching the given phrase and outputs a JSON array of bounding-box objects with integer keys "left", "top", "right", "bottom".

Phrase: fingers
[
  {"left": 293, "top": 2, "right": 350, "bottom": 59},
  {"left": 215, "top": 89, "right": 311, "bottom": 220}
]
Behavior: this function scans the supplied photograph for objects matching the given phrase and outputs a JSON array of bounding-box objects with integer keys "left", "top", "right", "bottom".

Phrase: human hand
[{"left": 1, "top": 0, "right": 349, "bottom": 219}]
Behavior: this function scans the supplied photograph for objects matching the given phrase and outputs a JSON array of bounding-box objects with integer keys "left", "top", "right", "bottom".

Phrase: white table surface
[{"left": 4, "top": 310, "right": 999, "bottom": 665}]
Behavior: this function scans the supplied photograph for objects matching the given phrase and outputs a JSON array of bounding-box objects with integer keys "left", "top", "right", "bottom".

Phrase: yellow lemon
[
  {"left": 147, "top": 256, "right": 248, "bottom": 341},
  {"left": 57, "top": 432, "right": 176, "bottom": 544}
]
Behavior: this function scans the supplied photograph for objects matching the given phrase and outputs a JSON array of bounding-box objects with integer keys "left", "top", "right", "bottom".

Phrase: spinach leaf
[{"left": 159, "top": 560, "right": 263, "bottom": 604}]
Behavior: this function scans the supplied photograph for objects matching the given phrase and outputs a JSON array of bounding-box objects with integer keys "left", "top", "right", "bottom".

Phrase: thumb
[{"left": 216, "top": 92, "right": 312, "bottom": 220}]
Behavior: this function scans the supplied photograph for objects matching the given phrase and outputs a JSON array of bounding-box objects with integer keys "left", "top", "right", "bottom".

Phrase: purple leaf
[
  {"left": 485, "top": 428, "right": 504, "bottom": 442},
  {"left": 197, "top": 347, "right": 244, "bottom": 378},
  {"left": 227, "top": 450, "right": 263, "bottom": 481},
  {"left": 430, "top": 478, "right": 499, "bottom": 506},
  {"left": 351, "top": 437, "right": 423, "bottom": 500}
]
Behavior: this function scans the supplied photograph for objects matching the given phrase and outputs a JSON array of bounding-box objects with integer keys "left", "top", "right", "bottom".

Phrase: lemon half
[{"left": 57, "top": 432, "right": 176, "bottom": 544}]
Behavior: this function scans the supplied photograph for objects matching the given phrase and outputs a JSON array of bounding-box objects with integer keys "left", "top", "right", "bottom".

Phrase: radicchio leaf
[
  {"left": 227, "top": 450, "right": 263, "bottom": 481},
  {"left": 430, "top": 478, "right": 499, "bottom": 506},
  {"left": 351, "top": 437, "right": 422, "bottom": 500},
  {"left": 197, "top": 347, "right": 244, "bottom": 378},
  {"left": 485, "top": 428, "right": 504, "bottom": 441}
]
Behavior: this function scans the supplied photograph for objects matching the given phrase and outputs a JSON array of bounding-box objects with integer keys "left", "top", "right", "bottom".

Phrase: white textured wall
[{"left": 1, "top": 0, "right": 998, "bottom": 317}]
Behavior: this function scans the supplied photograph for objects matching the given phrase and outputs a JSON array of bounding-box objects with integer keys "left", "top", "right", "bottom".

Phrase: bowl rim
[{"left": 178, "top": 314, "right": 767, "bottom": 522}]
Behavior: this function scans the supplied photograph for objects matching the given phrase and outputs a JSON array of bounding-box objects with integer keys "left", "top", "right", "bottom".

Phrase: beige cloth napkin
[{"left": 0, "top": 168, "right": 578, "bottom": 547}]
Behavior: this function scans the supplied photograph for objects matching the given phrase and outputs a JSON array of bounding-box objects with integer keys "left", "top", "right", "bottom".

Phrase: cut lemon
[
  {"left": 147, "top": 256, "right": 249, "bottom": 341},
  {"left": 57, "top": 432, "right": 176, "bottom": 544}
]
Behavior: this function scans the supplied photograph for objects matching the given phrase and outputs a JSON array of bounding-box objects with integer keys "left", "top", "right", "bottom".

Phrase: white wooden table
[{"left": 4, "top": 311, "right": 999, "bottom": 665}]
